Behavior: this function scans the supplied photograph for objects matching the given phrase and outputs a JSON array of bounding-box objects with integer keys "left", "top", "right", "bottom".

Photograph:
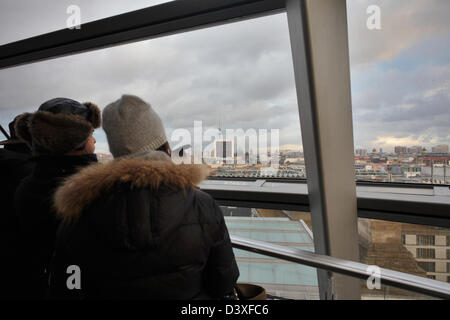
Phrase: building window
[
  {"left": 448, "top": 276, "right": 450, "bottom": 284},
  {"left": 418, "top": 262, "right": 435, "bottom": 273},
  {"left": 427, "top": 275, "right": 436, "bottom": 280},
  {"left": 417, "top": 235, "right": 435, "bottom": 246},
  {"left": 447, "top": 249, "right": 450, "bottom": 260},
  {"left": 401, "top": 234, "right": 406, "bottom": 245},
  {"left": 447, "top": 263, "right": 450, "bottom": 273},
  {"left": 447, "top": 236, "right": 450, "bottom": 246},
  {"left": 416, "top": 248, "right": 435, "bottom": 259}
]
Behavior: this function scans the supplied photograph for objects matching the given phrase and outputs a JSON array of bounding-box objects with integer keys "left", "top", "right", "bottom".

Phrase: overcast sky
[{"left": 0, "top": 0, "right": 449, "bottom": 154}]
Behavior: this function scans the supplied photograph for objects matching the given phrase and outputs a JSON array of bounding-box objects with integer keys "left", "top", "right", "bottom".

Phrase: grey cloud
[
  {"left": 347, "top": 0, "right": 450, "bottom": 68},
  {"left": 0, "top": 9, "right": 300, "bottom": 148},
  {"left": 1, "top": 1, "right": 449, "bottom": 152}
]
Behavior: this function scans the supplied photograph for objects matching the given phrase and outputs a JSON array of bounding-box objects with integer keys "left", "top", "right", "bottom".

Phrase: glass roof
[{"left": 225, "top": 217, "right": 318, "bottom": 299}]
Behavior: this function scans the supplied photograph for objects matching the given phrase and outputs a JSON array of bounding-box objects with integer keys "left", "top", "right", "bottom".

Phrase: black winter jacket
[
  {"left": 49, "top": 154, "right": 239, "bottom": 299},
  {"left": 0, "top": 147, "right": 34, "bottom": 299},
  {"left": 14, "top": 154, "right": 97, "bottom": 298}
]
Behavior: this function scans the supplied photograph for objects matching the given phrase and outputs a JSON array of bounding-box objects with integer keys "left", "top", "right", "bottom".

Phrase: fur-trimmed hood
[{"left": 53, "top": 156, "right": 210, "bottom": 222}]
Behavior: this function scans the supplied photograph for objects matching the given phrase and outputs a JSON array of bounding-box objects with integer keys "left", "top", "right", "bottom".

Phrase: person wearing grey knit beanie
[
  {"left": 102, "top": 94, "right": 171, "bottom": 160},
  {"left": 49, "top": 95, "right": 239, "bottom": 299}
]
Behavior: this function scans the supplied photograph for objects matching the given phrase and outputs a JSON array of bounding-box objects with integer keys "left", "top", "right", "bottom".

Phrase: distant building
[
  {"left": 361, "top": 220, "right": 430, "bottom": 299},
  {"left": 388, "top": 165, "right": 403, "bottom": 175},
  {"left": 432, "top": 144, "right": 449, "bottom": 153},
  {"left": 286, "top": 151, "right": 302, "bottom": 158},
  {"left": 421, "top": 166, "right": 449, "bottom": 184},
  {"left": 394, "top": 146, "right": 407, "bottom": 154},
  {"left": 402, "top": 225, "right": 450, "bottom": 283},
  {"left": 214, "top": 138, "right": 234, "bottom": 163},
  {"left": 284, "top": 157, "right": 304, "bottom": 165},
  {"left": 407, "top": 146, "right": 423, "bottom": 154},
  {"left": 355, "top": 149, "right": 367, "bottom": 157}
]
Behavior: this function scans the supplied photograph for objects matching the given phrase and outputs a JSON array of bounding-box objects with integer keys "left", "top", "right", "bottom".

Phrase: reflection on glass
[
  {"left": 221, "top": 207, "right": 317, "bottom": 300},
  {"left": 360, "top": 281, "right": 440, "bottom": 300},
  {"left": 359, "top": 218, "right": 450, "bottom": 299}
]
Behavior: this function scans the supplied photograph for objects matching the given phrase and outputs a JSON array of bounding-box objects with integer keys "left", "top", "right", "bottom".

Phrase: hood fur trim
[{"left": 53, "top": 158, "right": 210, "bottom": 222}]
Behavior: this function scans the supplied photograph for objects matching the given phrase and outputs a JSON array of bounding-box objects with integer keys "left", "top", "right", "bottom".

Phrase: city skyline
[
  {"left": 0, "top": 0, "right": 449, "bottom": 154},
  {"left": 1, "top": 0, "right": 449, "bottom": 301}
]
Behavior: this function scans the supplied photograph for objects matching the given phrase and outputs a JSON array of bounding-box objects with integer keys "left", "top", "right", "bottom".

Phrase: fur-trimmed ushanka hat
[{"left": 15, "top": 98, "right": 101, "bottom": 155}]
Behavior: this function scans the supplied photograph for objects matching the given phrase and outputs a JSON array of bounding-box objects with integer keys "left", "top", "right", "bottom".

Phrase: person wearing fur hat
[
  {"left": 0, "top": 116, "right": 34, "bottom": 299},
  {"left": 13, "top": 97, "right": 101, "bottom": 299},
  {"left": 49, "top": 94, "right": 239, "bottom": 299}
]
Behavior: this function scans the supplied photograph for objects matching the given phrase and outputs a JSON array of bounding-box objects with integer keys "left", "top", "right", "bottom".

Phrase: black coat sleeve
[
  {"left": 203, "top": 200, "right": 239, "bottom": 298},
  {"left": 47, "top": 221, "right": 86, "bottom": 300}
]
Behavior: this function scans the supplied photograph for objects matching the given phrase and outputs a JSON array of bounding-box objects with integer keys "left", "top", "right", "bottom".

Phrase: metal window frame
[
  {"left": 1, "top": 0, "right": 449, "bottom": 299},
  {"left": 200, "top": 179, "right": 450, "bottom": 228},
  {"left": 0, "top": 0, "right": 285, "bottom": 69}
]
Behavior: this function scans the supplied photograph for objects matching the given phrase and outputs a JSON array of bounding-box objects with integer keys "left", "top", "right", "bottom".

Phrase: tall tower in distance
[{"left": 214, "top": 113, "right": 233, "bottom": 163}]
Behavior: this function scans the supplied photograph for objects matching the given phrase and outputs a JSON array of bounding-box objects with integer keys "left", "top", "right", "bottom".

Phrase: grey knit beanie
[{"left": 102, "top": 95, "right": 167, "bottom": 158}]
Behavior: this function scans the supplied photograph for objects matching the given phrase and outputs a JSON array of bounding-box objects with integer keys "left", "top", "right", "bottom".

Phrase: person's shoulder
[
  {"left": 54, "top": 159, "right": 209, "bottom": 220},
  {"left": 0, "top": 148, "right": 29, "bottom": 162},
  {"left": 188, "top": 187, "right": 225, "bottom": 225},
  {"left": 189, "top": 187, "right": 217, "bottom": 207}
]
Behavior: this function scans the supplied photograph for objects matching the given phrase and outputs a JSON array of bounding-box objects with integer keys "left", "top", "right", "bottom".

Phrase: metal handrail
[{"left": 230, "top": 234, "right": 450, "bottom": 299}]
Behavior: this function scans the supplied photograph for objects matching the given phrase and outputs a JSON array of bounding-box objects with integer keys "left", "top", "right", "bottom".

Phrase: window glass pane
[
  {"left": 0, "top": 13, "right": 302, "bottom": 179},
  {"left": 347, "top": 0, "right": 450, "bottom": 185},
  {"left": 222, "top": 206, "right": 316, "bottom": 300},
  {"left": 359, "top": 218, "right": 450, "bottom": 299},
  {"left": 417, "top": 262, "right": 435, "bottom": 272},
  {"left": 416, "top": 248, "right": 435, "bottom": 259},
  {"left": 0, "top": 0, "right": 174, "bottom": 45},
  {"left": 417, "top": 235, "right": 435, "bottom": 246}
]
